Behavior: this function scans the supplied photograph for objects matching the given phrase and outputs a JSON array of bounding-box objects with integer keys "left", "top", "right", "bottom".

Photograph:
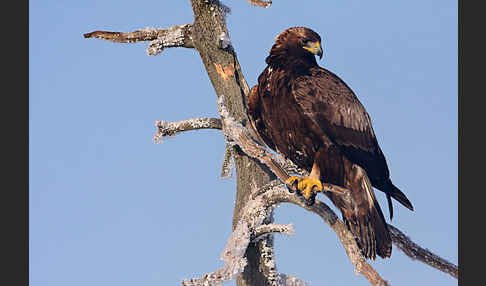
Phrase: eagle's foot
[{"left": 285, "top": 176, "right": 322, "bottom": 206}]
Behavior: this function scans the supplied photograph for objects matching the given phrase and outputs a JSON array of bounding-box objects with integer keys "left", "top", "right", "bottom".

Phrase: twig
[
  {"left": 153, "top": 118, "right": 221, "bottom": 143},
  {"left": 254, "top": 223, "right": 295, "bottom": 239},
  {"left": 388, "top": 225, "right": 458, "bottom": 279}
]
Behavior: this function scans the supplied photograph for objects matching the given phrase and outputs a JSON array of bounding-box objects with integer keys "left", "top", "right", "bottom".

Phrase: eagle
[{"left": 246, "top": 27, "right": 414, "bottom": 259}]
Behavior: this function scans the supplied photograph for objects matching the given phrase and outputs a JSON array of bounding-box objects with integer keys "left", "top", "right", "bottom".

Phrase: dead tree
[{"left": 84, "top": 1, "right": 458, "bottom": 285}]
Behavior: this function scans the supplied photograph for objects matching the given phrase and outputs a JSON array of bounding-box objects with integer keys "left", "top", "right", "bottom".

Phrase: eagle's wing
[
  {"left": 247, "top": 85, "right": 275, "bottom": 149},
  {"left": 292, "top": 68, "right": 415, "bottom": 218},
  {"left": 291, "top": 67, "right": 389, "bottom": 179},
  {"left": 247, "top": 83, "right": 277, "bottom": 151}
]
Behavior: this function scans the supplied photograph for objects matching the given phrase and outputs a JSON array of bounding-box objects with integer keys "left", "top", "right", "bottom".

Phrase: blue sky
[{"left": 30, "top": 1, "right": 457, "bottom": 285}]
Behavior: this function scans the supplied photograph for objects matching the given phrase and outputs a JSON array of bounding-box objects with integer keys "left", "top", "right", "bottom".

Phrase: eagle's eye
[{"left": 301, "top": 38, "right": 309, "bottom": 45}]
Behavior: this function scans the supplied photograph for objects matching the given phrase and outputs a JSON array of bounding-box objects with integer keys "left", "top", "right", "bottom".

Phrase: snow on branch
[
  {"left": 182, "top": 186, "right": 289, "bottom": 285},
  {"left": 153, "top": 117, "right": 235, "bottom": 179},
  {"left": 153, "top": 118, "right": 222, "bottom": 143},
  {"left": 146, "top": 24, "right": 194, "bottom": 56},
  {"left": 254, "top": 223, "right": 295, "bottom": 239},
  {"left": 83, "top": 24, "right": 194, "bottom": 56}
]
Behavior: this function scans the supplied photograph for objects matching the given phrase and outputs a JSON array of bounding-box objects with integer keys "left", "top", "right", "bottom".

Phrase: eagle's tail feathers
[
  {"left": 376, "top": 178, "right": 413, "bottom": 220},
  {"left": 387, "top": 181, "right": 414, "bottom": 220}
]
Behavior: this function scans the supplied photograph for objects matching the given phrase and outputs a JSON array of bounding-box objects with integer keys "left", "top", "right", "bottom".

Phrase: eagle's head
[{"left": 266, "top": 27, "right": 323, "bottom": 67}]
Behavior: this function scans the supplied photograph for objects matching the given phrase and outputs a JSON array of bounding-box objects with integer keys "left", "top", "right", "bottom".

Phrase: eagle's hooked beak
[{"left": 303, "top": 41, "right": 323, "bottom": 60}]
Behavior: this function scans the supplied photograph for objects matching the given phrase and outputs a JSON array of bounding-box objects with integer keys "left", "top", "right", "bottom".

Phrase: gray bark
[{"left": 189, "top": 1, "right": 277, "bottom": 285}]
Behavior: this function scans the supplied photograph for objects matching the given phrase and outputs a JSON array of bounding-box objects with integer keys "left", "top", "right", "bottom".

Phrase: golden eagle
[{"left": 247, "top": 27, "right": 414, "bottom": 259}]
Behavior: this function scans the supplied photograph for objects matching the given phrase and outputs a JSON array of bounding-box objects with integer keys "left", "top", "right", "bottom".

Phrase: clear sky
[{"left": 30, "top": 1, "right": 457, "bottom": 285}]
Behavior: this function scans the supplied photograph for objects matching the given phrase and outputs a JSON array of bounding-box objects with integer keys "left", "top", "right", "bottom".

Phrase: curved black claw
[
  {"left": 305, "top": 193, "right": 316, "bottom": 206},
  {"left": 295, "top": 189, "right": 303, "bottom": 197}
]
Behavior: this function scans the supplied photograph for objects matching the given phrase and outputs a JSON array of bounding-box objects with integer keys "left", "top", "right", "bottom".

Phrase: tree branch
[
  {"left": 84, "top": 24, "right": 194, "bottom": 55},
  {"left": 153, "top": 113, "right": 458, "bottom": 282},
  {"left": 388, "top": 225, "right": 458, "bottom": 279},
  {"left": 182, "top": 180, "right": 387, "bottom": 286},
  {"left": 153, "top": 116, "right": 305, "bottom": 178},
  {"left": 262, "top": 185, "right": 390, "bottom": 286}
]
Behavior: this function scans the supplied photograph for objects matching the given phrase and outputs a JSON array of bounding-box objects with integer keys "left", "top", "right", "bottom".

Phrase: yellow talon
[
  {"left": 285, "top": 176, "right": 323, "bottom": 200},
  {"left": 298, "top": 177, "right": 323, "bottom": 200}
]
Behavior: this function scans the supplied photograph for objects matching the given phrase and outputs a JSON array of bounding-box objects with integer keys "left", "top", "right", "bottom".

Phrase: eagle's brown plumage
[{"left": 247, "top": 27, "right": 414, "bottom": 259}]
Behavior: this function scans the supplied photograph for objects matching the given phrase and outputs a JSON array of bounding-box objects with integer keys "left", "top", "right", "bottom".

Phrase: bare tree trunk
[{"left": 189, "top": 1, "right": 276, "bottom": 284}]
